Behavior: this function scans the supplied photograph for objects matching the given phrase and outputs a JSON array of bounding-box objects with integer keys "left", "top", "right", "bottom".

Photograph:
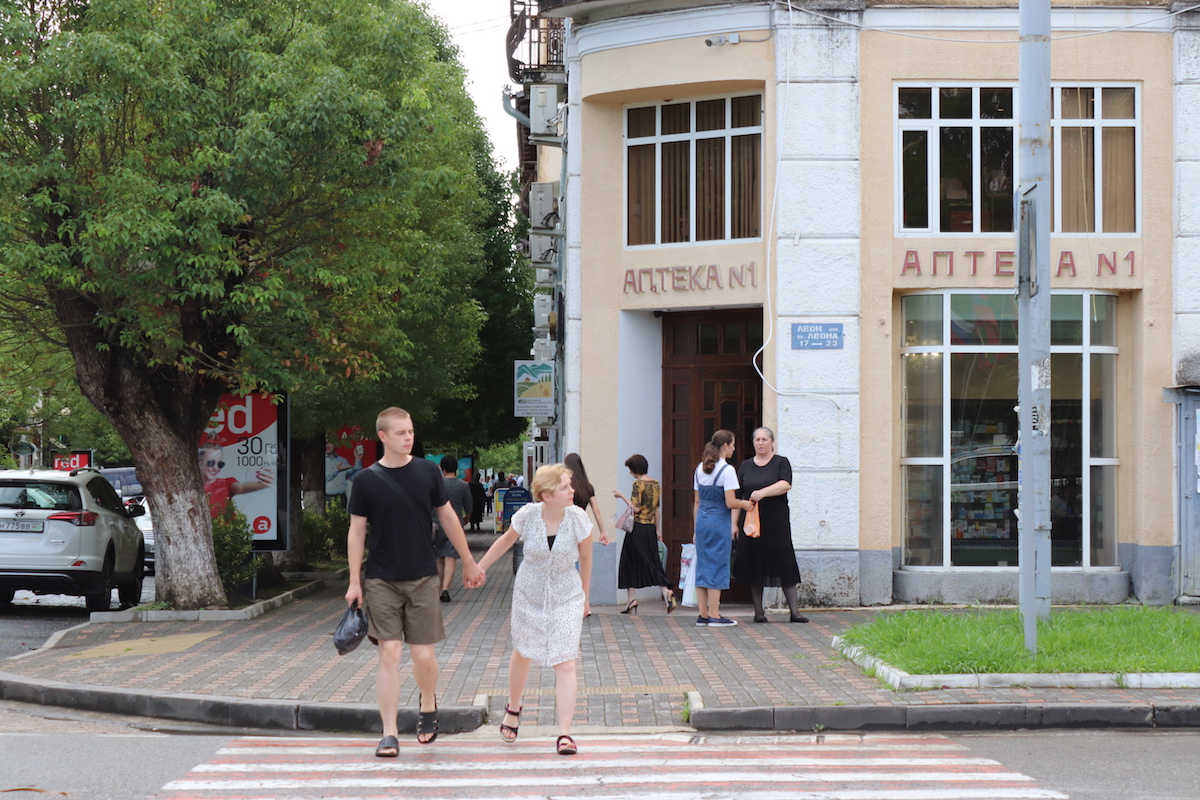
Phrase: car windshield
[{"left": 0, "top": 482, "right": 82, "bottom": 511}]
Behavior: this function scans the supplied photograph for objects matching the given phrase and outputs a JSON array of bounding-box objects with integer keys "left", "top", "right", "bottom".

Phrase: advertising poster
[
  {"left": 201, "top": 393, "right": 288, "bottom": 550},
  {"left": 326, "top": 425, "right": 378, "bottom": 507},
  {"left": 514, "top": 360, "right": 555, "bottom": 417}
]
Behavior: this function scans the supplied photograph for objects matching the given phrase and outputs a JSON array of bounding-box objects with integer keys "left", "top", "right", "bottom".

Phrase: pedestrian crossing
[{"left": 158, "top": 732, "right": 1069, "bottom": 800}]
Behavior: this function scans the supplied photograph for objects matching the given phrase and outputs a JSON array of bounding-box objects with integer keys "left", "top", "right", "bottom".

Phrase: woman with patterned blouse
[{"left": 612, "top": 454, "right": 678, "bottom": 615}]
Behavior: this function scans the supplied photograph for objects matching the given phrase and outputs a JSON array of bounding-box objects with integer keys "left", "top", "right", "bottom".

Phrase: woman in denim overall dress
[{"left": 692, "top": 429, "right": 755, "bottom": 627}]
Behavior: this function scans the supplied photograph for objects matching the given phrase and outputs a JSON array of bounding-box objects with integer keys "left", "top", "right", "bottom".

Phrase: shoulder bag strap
[{"left": 367, "top": 462, "right": 427, "bottom": 522}]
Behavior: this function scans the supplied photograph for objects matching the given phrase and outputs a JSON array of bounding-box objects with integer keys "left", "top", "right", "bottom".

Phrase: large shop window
[
  {"left": 626, "top": 95, "right": 762, "bottom": 246},
  {"left": 897, "top": 84, "right": 1138, "bottom": 234},
  {"left": 900, "top": 291, "right": 1119, "bottom": 569}
]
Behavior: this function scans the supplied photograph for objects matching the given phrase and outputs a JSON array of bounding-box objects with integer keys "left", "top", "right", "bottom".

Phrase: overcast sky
[{"left": 423, "top": 0, "right": 520, "bottom": 170}]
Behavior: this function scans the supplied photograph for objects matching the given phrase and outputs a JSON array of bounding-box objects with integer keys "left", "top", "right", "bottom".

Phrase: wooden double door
[{"left": 660, "top": 309, "right": 763, "bottom": 595}]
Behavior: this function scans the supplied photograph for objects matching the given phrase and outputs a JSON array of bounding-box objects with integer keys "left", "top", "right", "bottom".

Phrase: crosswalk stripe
[{"left": 157, "top": 734, "right": 1069, "bottom": 800}]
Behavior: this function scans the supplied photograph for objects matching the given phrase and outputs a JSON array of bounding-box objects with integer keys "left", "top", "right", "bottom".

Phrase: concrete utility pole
[{"left": 1017, "top": 0, "right": 1053, "bottom": 652}]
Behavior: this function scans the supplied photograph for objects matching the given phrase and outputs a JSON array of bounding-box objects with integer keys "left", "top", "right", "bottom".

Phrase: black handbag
[{"left": 333, "top": 604, "right": 367, "bottom": 655}]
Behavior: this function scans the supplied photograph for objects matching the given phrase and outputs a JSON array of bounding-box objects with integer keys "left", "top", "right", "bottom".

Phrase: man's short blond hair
[
  {"left": 531, "top": 463, "right": 573, "bottom": 502},
  {"left": 375, "top": 407, "right": 412, "bottom": 434}
]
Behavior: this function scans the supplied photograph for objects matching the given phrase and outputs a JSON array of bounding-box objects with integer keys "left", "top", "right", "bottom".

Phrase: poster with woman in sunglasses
[{"left": 198, "top": 440, "right": 274, "bottom": 515}]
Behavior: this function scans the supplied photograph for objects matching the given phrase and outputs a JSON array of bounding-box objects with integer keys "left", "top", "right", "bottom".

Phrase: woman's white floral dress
[{"left": 509, "top": 502, "right": 589, "bottom": 666}]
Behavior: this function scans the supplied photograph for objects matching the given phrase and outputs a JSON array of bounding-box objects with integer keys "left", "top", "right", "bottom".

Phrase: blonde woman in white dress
[{"left": 475, "top": 462, "right": 593, "bottom": 756}]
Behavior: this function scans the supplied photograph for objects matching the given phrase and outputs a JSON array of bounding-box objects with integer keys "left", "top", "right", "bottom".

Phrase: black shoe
[
  {"left": 440, "top": 590, "right": 451, "bottom": 603},
  {"left": 789, "top": 614, "right": 809, "bottom": 623},
  {"left": 753, "top": 614, "right": 768, "bottom": 623}
]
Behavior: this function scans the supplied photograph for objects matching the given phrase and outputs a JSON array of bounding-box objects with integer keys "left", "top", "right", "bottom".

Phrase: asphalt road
[{"left": 0, "top": 577, "right": 156, "bottom": 659}]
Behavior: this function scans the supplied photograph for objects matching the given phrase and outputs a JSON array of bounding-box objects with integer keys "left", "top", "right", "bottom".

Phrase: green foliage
[
  {"left": 841, "top": 606, "right": 1200, "bottom": 675},
  {"left": 476, "top": 438, "right": 524, "bottom": 474},
  {"left": 211, "top": 502, "right": 261, "bottom": 600},
  {"left": 302, "top": 500, "right": 351, "bottom": 562}
]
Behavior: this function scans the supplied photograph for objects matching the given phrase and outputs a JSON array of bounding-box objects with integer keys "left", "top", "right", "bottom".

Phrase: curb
[
  {"left": 688, "top": 702, "right": 1200, "bottom": 731},
  {"left": 833, "top": 635, "right": 1200, "bottom": 691},
  {"left": 3, "top": 669, "right": 1197, "bottom": 733},
  {"left": 89, "top": 573, "right": 343, "bottom": 623},
  {"left": 0, "top": 671, "right": 483, "bottom": 733}
]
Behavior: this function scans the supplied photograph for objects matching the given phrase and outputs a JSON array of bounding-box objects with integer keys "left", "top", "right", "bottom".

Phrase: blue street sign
[{"left": 791, "top": 323, "right": 844, "bottom": 350}]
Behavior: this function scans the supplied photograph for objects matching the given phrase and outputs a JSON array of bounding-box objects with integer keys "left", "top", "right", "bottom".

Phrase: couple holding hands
[{"left": 344, "top": 408, "right": 590, "bottom": 759}]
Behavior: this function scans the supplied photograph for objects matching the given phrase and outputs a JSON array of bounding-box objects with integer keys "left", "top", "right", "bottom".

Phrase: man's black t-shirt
[{"left": 348, "top": 459, "right": 448, "bottom": 581}]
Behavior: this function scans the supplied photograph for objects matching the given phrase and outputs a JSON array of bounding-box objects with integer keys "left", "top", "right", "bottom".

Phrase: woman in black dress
[
  {"left": 468, "top": 473, "right": 487, "bottom": 531},
  {"left": 735, "top": 427, "right": 808, "bottom": 623},
  {"left": 612, "top": 454, "right": 677, "bottom": 615}
]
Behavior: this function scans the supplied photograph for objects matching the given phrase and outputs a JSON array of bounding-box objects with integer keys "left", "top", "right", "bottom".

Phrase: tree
[{"left": 0, "top": 0, "right": 490, "bottom": 607}]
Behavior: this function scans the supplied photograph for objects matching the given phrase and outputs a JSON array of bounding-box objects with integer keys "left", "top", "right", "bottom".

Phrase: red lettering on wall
[
  {"left": 1098, "top": 252, "right": 1117, "bottom": 276},
  {"left": 729, "top": 264, "right": 745, "bottom": 287},
  {"left": 623, "top": 270, "right": 638, "bottom": 293},
  {"left": 994, "top": 251, "right": 1015, "bottom": 277},
  {"left": 639, "top": 268, "right": 655, "bottom": 292},
  {"left": 901, "top": 250, "right": 921, "bottom": 275},
  {"left": 1056, "top": 250, "right": 1077, "bottom": 277},
  {"left": 705, "top": 264, "right": 722, "bottom": 288},
  {"left": 1124, "top": 250, "right": 1135, "bottom": 276},
  {"left": 689, "top": 265, "right": 706, "bottom": 290},
  {"left": 932, "top": 250, "right": 953, "bottom": 276},
  {"left": 964, "top": 250, "right": 984, "bottom": 276},
  {"left": 654, "top": 266, "right": 670, "bottom": 292}
]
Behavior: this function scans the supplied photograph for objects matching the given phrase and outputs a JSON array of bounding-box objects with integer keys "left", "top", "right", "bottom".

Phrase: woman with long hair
[
  {"left": 692, "top": 430, "right": 754, "bottom": 627},
  {"left": 735, "top": 427, "right": 808, "bottom": 623},
  {"left": 612, "top": 454, "right": 677, "bottom": 615}
]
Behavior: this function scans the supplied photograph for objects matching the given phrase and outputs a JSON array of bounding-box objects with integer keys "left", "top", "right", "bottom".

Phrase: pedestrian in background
[
  {"left": 433, "top": 455, "right": 472, "bottom": 603},
  {"left": 468, "top": 472, "right": 487, "bottom": 531},
  {"left": 613, "top": 453, "right": 676, "bottom": 615},
  {"left": 735, "top": 427, "right": 807, "bottom": 623},
  {"left": 692, "top": 429, "right": 753, "bottom": 627},
  {"left": 344, "top": 408, "right": 484, "bottom": 758},
  {"left": 564, "top": 452, "right": 610, "bottom": 546},
  {"left": 474, "top": 462, "right": 593, "bottom": 756}
]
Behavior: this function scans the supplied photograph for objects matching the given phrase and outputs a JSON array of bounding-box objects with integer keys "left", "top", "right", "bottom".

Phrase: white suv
[{"left": 0, "top": 468, "right": 146, "bottom": 610}]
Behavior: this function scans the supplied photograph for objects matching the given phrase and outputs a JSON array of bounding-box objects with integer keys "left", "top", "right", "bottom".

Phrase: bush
[
  {"left": 211, "top": 502, "right": 261, "bottom": 599},
  {"left": 302, "top": 507, "right": 334, "bottom": 562},
  {"left": 302, "top": 501, "right": 351, "bottom": 562}
]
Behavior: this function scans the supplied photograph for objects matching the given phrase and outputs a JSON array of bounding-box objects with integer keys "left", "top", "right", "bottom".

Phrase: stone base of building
[{"left": 893, "top": 569, "right": 1131, "bottom": 605}]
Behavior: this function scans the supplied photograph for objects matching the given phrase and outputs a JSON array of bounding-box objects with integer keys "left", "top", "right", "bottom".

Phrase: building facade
[{"left": 519, "top": 0, "right": 1200, "bottom": 605}]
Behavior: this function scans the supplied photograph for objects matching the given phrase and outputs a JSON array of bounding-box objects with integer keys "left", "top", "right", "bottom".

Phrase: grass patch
[
  {"left": 840, "top": 606, "right": 1200, "bottom": 674},
  {"left": 226, "top": 580, "right": 308, "bottom": 609},
  {"left": 305, "top": 558, "right": 349, "bottom": 573}
]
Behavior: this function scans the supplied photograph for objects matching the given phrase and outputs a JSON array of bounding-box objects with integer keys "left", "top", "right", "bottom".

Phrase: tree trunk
[
  {"left": 300, "top": 433, "right": 325, "bottom": 516},
  {"left": 48, "top": 287, "right": 232, "bottom": 609}
]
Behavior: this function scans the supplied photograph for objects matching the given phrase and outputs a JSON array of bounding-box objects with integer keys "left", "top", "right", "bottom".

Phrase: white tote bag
[{"left": 678, "top": 543, "right": 697, "bottom": 608}]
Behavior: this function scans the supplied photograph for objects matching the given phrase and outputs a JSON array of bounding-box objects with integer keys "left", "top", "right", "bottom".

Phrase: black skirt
[{"left": 617, "top": 521, "right": 669, "bottom": 589}]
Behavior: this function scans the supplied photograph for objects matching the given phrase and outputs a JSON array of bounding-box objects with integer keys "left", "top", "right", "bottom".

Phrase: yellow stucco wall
[{"left": 859, "top": 29, "right": 1175, "bottom": 552}]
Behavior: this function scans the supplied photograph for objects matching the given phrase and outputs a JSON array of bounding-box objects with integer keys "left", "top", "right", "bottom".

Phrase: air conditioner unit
[
  {"left": 529, "top": 234, "right": 557, "bottom": 265},
  {"left": 529, "top": 84, "right": 562, "bottom": 138},
  {"left": 529, "top": 182, "right": 559, "bottom": 231},
  {"left": 535, "top": 266, "right": 557, "bottom": 286},
  {"left": 532, "top": 337, "right": 557, "bottom": 361},
  {"left": 533, "top": 294, "right": 554, "bottom": 329}
]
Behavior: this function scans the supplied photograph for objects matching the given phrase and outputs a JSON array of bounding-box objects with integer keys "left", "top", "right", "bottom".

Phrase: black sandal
[
  {"left": 556, "top": 734, "right": 577, "bottom": 755},
  {"left": 375, "top": 734, "right": 399, "bottom": 758},
  {"left": 417, "top": 695, "right": 438, "bottom": 744},
  {"left": 499, "top": 704, "right": 521, "bottom": 742}
]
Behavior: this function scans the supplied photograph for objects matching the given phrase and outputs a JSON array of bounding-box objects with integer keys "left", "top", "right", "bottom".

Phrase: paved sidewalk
[{"left": 2, "top": 533, "right": 1199, "bottom": 733}]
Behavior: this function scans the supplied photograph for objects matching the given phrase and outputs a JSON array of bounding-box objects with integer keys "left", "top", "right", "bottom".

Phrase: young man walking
[{"left": 345, "top": 407, "right": 485, "bottom": 757}]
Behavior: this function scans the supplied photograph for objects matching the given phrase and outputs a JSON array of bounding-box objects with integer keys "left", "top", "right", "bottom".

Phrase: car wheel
[
  {"left": 118, "top": 546, "right": 145, "bottom": 607},
  {"left": 85, "top": 552, "right": 115, "bottom": 612}
]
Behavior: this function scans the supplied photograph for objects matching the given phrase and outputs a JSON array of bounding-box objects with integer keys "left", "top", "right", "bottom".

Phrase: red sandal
[{"left": 556, "top": 734, "right": 577, "bottom": 755}]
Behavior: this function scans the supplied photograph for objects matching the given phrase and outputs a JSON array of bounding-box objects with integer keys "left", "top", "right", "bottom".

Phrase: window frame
[
  {"left": 899, "top": 289, "right": 1120, "bottom": 571},
  {"left": 894, "top": 82, "right": 1141, "bottom": 236},
  {"left": 624, "top": 93, "right": 765, "bottom": 248}
]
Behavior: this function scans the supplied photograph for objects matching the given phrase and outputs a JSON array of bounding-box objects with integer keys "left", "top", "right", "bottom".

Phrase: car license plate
[{"left": 0, "top": 519, "right": 44, "bottom": 533}]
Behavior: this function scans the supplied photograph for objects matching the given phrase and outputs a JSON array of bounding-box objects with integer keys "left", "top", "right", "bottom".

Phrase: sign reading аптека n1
[{"left": 791, "top": 323, "right": 844, "bottom": 350}]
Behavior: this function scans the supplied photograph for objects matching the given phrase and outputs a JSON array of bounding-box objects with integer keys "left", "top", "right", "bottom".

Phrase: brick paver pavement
[{"left": 3, "top": 532, "right": 1199, "bottom": 730}]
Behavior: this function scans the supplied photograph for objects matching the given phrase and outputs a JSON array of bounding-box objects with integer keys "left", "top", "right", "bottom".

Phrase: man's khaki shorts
[{"left": 364, "top": 575, "right": 446, "bottom": 645}]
